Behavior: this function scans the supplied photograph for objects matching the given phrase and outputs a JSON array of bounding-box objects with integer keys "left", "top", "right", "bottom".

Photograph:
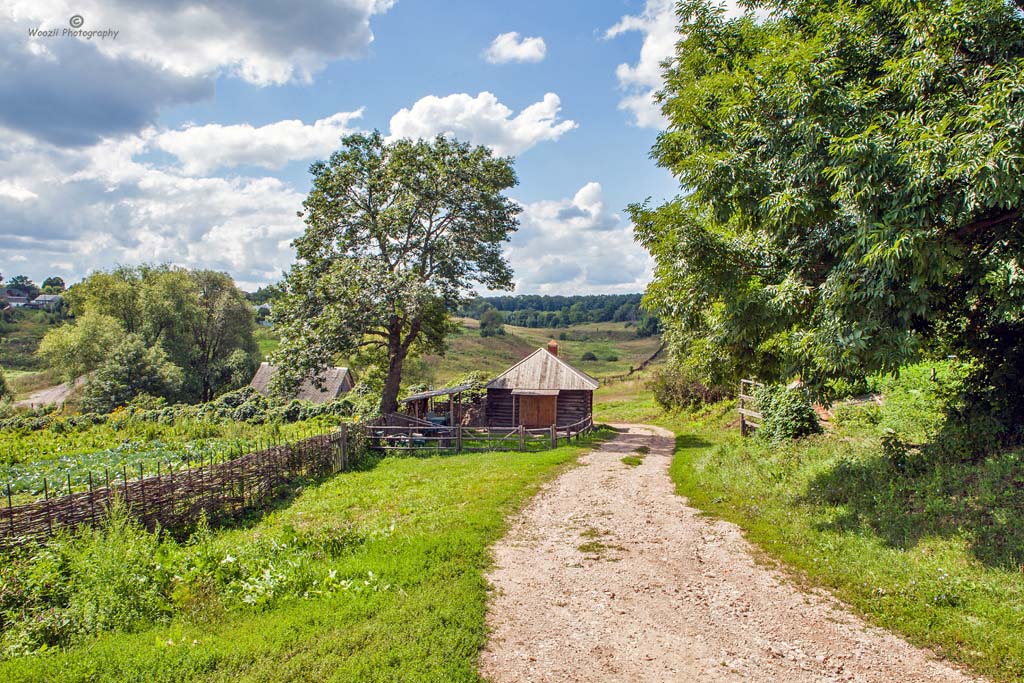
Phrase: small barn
[
  {"left": 485, "top": 341, "right": 598, "bottom": 429},
  {"left": 249, "top": 362, "right": 355, "bottom": 404}
]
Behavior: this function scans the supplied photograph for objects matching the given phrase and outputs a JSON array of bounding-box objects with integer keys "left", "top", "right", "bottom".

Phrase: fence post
[
  {"left": 456, "top": 426, "right": 463, "bottom": 453},
  {"left": 122, "top": 465, "right": 129, "bottom": 507},
  {"left": 139, "top": 463, "right": 146, "bottom": 524},
  {"left": 6, "top": 482, "right": 13, "bottom": 535},
  {"left": 43, "top": 478, "right": 51, "bottom": 534},
  {"left": 550, "top": 424, "right": 557, "bottom": 449},
  {"left": 88, "top": 472, "right": 95, "bottom": 526},
  {"left": 518, "top": 425, "right": 525, "bottom": 451},
  {"left": 67, "top": 472, "right": 72, "bottom": 497},
  {"left": 342, "top": 425, "right": 349, "bottom": 471}
]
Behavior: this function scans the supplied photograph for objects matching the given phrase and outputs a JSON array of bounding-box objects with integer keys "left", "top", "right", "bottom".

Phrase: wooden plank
[{"left": 738, "top": 408, "right": 763, "bottom": 419}]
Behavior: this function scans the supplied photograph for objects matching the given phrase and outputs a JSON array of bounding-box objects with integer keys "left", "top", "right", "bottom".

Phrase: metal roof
[
  {"left": 486, "top": 348, "right": 599, "bottom": 391},
  {"left": 402, "top": 383, "right": 474, "bottom": 403}
]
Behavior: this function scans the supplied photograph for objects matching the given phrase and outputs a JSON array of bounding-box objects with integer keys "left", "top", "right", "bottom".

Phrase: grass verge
[
  {"left": 653, "top": 400, "right": 1024, "bottom": 682},
  {"left": 0, "top": 432, "right": 607, "bottom": 682}
]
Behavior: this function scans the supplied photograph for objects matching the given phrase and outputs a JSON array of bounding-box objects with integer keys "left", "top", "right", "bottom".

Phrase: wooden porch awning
[{"left": 511, "top": 389, "right": 559, "bottom": 396}]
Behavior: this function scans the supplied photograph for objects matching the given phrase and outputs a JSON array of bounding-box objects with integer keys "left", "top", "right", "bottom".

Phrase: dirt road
[
  {"left": 479, "top": 424, "right": 984, "bottom": 683},
  {"left": 15, "top": 376, "right": 84, "bottom": 408}
]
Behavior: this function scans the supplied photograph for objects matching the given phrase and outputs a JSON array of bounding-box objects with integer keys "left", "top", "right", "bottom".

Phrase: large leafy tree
[
  {"left": 51, "top": 265, "right": 257, "bottom": 402},
  {"left": 274, "top": 132, "right": 520, "bottom": 415},
  {"left": 635, "top": 0, "right": 1024, "bottom": 420}
]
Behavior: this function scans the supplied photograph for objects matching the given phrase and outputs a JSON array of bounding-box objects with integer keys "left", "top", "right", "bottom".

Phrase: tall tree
[
  {"left": 635, "top": 0, "right": 1024, "bottom": 422},
  {"left": 5, "top": 275, "right": 38, "bottom": 298},
  {"left": 273, "top": 132, "right": 519, "bottom": 414},
  {"left": 41, "top": 277, "right": 66, "bottom": 293}
]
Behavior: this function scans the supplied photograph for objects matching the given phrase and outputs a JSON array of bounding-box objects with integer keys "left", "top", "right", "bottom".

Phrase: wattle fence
[{"left": 1, "top": 427, "right": 355, "bottom": 548}]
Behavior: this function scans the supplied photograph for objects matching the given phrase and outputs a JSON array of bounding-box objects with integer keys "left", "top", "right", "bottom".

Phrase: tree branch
[{"left": 954, "top": 208, "right": 1021, "bottom": 243}]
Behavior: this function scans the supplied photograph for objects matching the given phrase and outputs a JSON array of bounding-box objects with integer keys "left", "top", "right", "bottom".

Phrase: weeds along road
[{"left": 480, "top": 424, "right": 986, "bottom": 683}]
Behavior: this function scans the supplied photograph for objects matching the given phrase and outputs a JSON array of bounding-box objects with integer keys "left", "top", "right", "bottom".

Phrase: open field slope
[
  {"left": 0, "top": 435, "right": 603, "bottom": 682},
  {"left": 420, "top": 319, "right": 661, "bottom": 386}
]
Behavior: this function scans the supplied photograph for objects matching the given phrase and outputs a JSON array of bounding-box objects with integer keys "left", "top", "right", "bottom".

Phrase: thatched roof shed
[{"left": 249, "top": 362, "right": 354, "bottom": 404}]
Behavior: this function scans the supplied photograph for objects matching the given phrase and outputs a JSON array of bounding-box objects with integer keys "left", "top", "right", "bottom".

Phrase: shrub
[
  {"left": 754, "top": 384, "right": 822, "bottom": 441},
  {"left": 604, "top": 354, "right": 619, "bottom": 362},
  {"left": 648, "top": 367, "right": 729, "bottom": 411},
  {"left": 581, "top": 351, "right": 598, "bottom": 361},
  {"left": 0, "top": 367, "right": 9, "bottom": 401}
]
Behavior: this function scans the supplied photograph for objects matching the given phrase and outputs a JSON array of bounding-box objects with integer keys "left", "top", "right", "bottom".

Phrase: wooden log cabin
[{"left": 486, "top": 341, "right": 598, "bottom": 429}]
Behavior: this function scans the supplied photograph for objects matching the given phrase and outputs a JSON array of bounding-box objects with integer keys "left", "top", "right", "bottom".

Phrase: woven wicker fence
[{"left": 1, "top": 426, "right": 355, "bottom": 548}]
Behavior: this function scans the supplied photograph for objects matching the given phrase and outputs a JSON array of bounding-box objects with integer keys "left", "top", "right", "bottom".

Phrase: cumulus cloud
[
  {"left": 8, "top": 0, "right": 394, "bottom": 86},
  {"left": 0, "top": 133, "right": 306, "bottom": 290},
  {"left": 484, "top": 32, "right": 547, "bottom": 63},
  {"left": 389, "top": 92, "right": 577, "bottom": 156},
  {"left": 606, "top": 0, "right": 753, "bottom": 128},
  {"left": 0, "top": 0, "right": 392, "bottom": 145},
  {"left": 154, "top": 111, "right": 365, "bottom": 174},
  {"left": 0, "top": 29, "right": 212, "bottom": 146},
  {"left": 506, "top": 182, "right": 652, "bottom": 294}
]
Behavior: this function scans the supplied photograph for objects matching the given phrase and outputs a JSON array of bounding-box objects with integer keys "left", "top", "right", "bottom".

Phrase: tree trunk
[{"left": 380, "top": 344, "right": 406, "bottom": 416}]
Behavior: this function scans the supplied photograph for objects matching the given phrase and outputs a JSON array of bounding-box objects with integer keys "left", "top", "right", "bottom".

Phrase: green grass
[
  {"left": 0, "top": 434, "right": 605, "bottom": 682},
  {"left": 254, "top": 327, "right": 279, "bottom": 361},
  {"left": 619, "top": 378, "right": 1024, "bottom": 682},
  {"left": 0, "top": 309, "right": 60, "bottom": 372},
  {"left": 620, "top": 455, "right": 644, "bottom": 467}
]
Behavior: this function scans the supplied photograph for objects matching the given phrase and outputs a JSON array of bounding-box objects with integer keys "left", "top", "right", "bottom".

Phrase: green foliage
[
  {"left": 273, "top": 132, "right": 519, "bottom": 414},
  {"left": 40, "top": 277, "right": 65, "bottom": 294},
  {"left": 754, "top": 385, "right": 822, "bottom": 441},
  {"left": 37, "top": 311, "right": 122, "bottom": 383},
  {"left": 4, "top": 275, "right": 38, "bottom": 298},
  {"left": 0, "top": 366, "right": 9, "bottom": 401},
  {"left": 0, "top": 433, "right": 602, "bottom": 679},
  {"left": 478, "top": 306, "right": 505, "bottom": 337},
  {"left": 648, "top": 366, "right": 728, "bottom": 411},
  {"left": 580, "top": 351, "right": 598, "bottom": 361},
  {"left": 0, "top": 309, "right": 60, "bottom": 372},
  {"left": 80, "top": 337, "right": 184, "bottom": 413},
  {"left": 635, "top": 0, "right": 1024, "bottom": 436},
  {"left": 61, "top": 265, "right": 258, "bottom": 403},
  {"left": 661, "top": 367, "right": 1024, "bottom": 680}
]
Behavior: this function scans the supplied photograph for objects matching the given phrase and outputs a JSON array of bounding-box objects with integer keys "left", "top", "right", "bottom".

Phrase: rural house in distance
[
  {"left": 249, "top": 363, "right": 355, "bottom": 404},
  {"left": 486, "top": 341, "right": 598, "bottom": 429}
]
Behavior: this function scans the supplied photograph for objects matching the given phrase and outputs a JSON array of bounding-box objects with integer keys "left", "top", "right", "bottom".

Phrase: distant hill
[{"left": 415, "top": 319, "right": 662, "bottom": 388}]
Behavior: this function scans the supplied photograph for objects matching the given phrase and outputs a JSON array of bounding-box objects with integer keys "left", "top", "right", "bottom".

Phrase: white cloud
[
  {"left": 154, "top": 110, "right": 364, "bottom": 174},
  {"left": 506, "top": 182, "right": 652, "bottom": 294},
  {"left": 7, "top": 0, "right": 394, "bottom": 87},
  {"left": 484, "top": 32, "right": 547, "bottom": 64},
  {"left": 389, "top": 92, "right": 577, "bottom": 156},
  {"left": 605, "top": 0, "right": 677, "bottom": 128},
  {"left": 606, "top": 0, "right": 753, "bottom": 128},
  {"left": 0, "top": 181, "right": 38, "bottom": 202},
  {"left": 0, "top": 132, "right": 306, "bottom": 290}
]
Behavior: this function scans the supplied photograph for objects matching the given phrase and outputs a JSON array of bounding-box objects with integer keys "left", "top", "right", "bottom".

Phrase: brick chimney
[{"left": 547, "top": 340, "right": 559, "bottom": 357}]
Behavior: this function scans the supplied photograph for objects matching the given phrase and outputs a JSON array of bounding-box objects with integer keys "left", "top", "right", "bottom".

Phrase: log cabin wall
[
  {"left": 556, "top": 390, "right": 591, "bottom": 427},
  {"left": 486, "top": 389, "right": 515, "bottom": 427}
]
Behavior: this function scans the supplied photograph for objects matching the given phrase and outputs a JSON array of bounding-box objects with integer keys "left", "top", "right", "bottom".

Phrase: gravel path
[{"left": 479, "top": 424, "right": 985, "bottom": 683}]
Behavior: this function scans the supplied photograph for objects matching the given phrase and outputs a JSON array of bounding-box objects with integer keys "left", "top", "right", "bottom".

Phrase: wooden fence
[
  {"left": 365, "top": 415, "right": 595, "bottom": 454},
  {"left": 738, "top": 379, "right": 764, "bottom": 436},
  {"left": 1, "top": 427, "right": 355, "bottom": 548}
]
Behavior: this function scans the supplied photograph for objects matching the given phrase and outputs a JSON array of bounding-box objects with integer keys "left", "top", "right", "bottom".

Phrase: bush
[
  {"left": 754, "top": 384, "right": 822, "bottom": 441},
  {"left": 0, "top": 367, "right": 9, "bottom": 401},
  {"left": 648, "top": 367, "right": 729, "bottom": 411},
  {"left": 604, "top": 354, "right": 619, "bottom": 362},
  {"left": 581, "top": 351, "right": 598, "bottom": 361}
]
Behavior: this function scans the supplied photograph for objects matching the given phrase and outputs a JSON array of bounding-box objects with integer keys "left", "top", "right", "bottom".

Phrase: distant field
[
  {"left": 420, "top": 319, "right": 661, "bottom": 386},
  {"left": 0, "top": 309, "right": 58, "bottom": 372}
]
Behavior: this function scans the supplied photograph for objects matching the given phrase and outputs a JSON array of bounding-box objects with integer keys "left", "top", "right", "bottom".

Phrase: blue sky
[{"left": 0, "top": 0, "right": 687, "bottom": 294}]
